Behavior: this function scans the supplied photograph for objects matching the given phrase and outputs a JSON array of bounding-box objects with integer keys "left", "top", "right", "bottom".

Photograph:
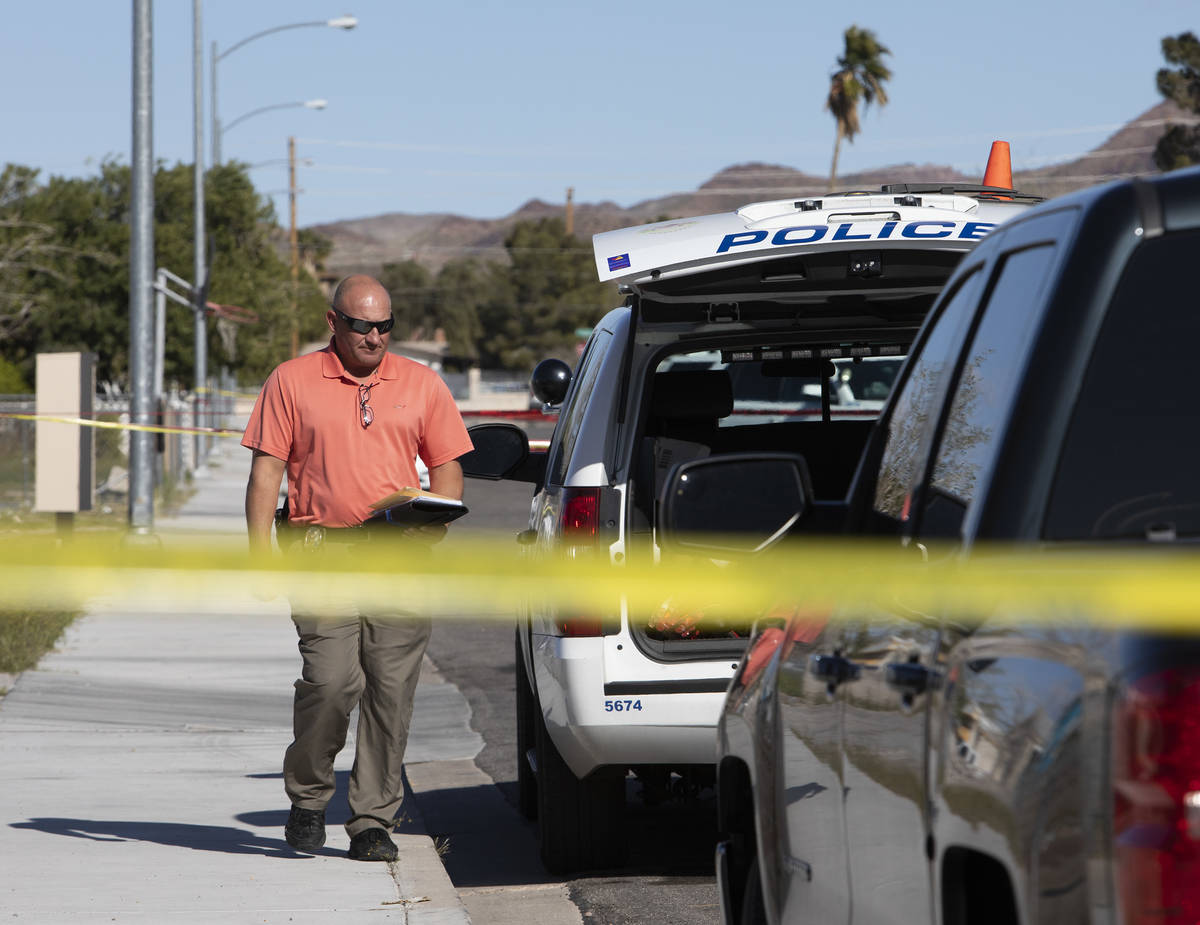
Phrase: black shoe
[
  {"left": 284, "top": 806, "right": 326, "bottom": 851},
  {"left": 348, "top": 827, "right": 398, "bottom": 862}
]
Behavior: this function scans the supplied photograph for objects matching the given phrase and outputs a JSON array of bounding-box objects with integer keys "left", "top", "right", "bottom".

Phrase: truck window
[
  {"left": 547, "top": 331, "right": 613, "bottom": 487},
  {"left": 1044, "top": 229, "right": 1200, "bottom": 541},
  {"left": 922, "top": 244, "right": 1059, "bottom": 538},
  {"left": 872, "top": 269, "right": 986, "bottom": 524}
]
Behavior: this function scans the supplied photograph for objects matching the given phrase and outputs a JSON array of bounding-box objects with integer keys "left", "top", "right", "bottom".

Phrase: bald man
[{"left": 243, "top": 275, "right": 473, "bottom": 861}]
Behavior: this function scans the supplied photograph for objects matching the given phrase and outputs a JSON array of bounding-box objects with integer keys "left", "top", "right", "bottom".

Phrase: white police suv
[{"left": 462, "top": 174, "right": 1038, "bottom": 874}]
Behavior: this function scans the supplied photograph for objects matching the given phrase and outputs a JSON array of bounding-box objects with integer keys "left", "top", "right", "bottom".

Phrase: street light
[
  {"left": 210, "top": 15, "right": 355, "bottom": 165},
  {"left": 222, "top": 98, "right": 327, "bottom": 138}
]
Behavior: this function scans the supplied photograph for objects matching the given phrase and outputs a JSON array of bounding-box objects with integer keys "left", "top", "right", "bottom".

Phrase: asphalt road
[{"left": 420, "top": 418, "right": 723, "bottom": 925}]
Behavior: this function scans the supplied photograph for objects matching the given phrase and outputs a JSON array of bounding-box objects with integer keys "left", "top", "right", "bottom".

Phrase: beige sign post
[{"left": 35, "top": 353, "right": 96, "bottom": 525}]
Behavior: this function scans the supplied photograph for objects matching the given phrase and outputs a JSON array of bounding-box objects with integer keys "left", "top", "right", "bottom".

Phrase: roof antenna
[{"left": 983, "top": 140, "right": 1013, "bottom": 199}]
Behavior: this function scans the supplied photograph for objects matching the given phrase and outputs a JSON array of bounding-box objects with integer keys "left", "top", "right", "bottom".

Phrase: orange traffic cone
[{"left": 983, "top": 140, "right": 1013, "bottom": 190}]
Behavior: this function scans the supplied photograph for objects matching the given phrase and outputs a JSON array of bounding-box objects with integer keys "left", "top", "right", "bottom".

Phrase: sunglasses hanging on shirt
[{"left": 358, "top": 382, "right": 377, "bottom": 428}]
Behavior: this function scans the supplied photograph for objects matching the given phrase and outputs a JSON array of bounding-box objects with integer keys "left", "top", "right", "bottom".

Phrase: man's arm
[
  {"left": 427, "top": 459, "right": 464, "bottom": 501},
  {"left": 246, "top": 450, "right": 287, "bottom": 553}
]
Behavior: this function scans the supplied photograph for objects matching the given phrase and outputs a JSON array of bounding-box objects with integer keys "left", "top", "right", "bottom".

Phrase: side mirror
[
  {"left": 658, "top": 453, "right": 813, "bottom": 556},
  {"left": 460, "top": 423, "right": 529, "bottom": 479},
  {"left": 459, "top": 422, "right": 546, "bottom": 484},
  {"left": 530, "top": 358, "right": 571, "bottom": 406}
]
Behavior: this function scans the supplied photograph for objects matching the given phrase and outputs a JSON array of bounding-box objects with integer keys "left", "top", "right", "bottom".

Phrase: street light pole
[
  {"left": 210, "top": 37, "right": 220, "bottom": 168},
  {"left": 210, "top": 15, "right": 356, "bottom": 166},
  {"left": 289, "top": 136, "right": 300, "bottom": 359},
  {"left": 129, "top": 0, "right": 155, "bottom": 532},
  {"left": 193, "top": 0, "right": 208, "bottom": 471},
  {"left": 214, "top": 100, "right": 325, "bottom": 172},
  {"left": 222, "top": 99, "right": 326, "bottom": 138}
]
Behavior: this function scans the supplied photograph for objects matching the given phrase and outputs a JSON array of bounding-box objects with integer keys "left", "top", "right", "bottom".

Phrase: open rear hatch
[{"left": 598, "top": 192, "right": 1032, "bottom": 660}]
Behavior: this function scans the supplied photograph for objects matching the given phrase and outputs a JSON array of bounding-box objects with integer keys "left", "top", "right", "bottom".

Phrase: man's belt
[{"left": 275, "top": 507, "right": 370, "bottom": 551}]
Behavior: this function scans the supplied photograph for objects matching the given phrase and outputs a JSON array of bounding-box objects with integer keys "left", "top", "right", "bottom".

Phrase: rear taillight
[
  {"left": 556, "top": 488, "right": 603, "bottom": 636},
  {"left": 561, "top": 488, "right": 600, "bottom": 541},
  {"left": 559, "top": 617, "right": 604, "bottom": 637},
  {"left": 1113, "top": 667, "right": 1200, "bottom": 925}
]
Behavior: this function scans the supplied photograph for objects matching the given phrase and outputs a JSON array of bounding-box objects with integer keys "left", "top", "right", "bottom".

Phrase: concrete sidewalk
[{"left": 0, "top": 438, "right": 478, "bottom": 922}]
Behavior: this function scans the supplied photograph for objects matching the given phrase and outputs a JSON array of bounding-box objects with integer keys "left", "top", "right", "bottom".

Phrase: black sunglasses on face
[{"left": 333, "top": 307, "right": 395, "bottom": 335}]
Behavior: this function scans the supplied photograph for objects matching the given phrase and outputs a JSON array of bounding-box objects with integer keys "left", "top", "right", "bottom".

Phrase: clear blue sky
[{"left": 2, "top": 0, "right": 1194, "bottom": 226}]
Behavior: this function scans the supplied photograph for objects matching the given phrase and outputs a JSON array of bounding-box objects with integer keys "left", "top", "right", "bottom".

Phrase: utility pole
[
  {"left": 193, "top": 0, "right": 208, "bottom": 471},
  {"left": 289, "top": 135, "right": 300, "bottom": 359},
  {"left": 565, "top": 186, "right": 575, "bottom": 236},
  {"left": 129, "top": 0, "right": 155, "bottom": 533},
  {"left": 210, "top": 39, "right": 220, "bottom": 166}
]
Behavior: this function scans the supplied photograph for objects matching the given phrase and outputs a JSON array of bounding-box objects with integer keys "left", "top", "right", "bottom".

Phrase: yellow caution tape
[
  {"left": 0, "top": 412, "right": 243, "bottom": 438},
  {"left": 2, "top": 532, "right": 1200, "bottom": 633}
]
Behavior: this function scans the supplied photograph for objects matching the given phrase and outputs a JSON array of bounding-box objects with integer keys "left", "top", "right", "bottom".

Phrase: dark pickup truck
[{"left": 668, "top": 165, "right": 1200, "bottom": 925}]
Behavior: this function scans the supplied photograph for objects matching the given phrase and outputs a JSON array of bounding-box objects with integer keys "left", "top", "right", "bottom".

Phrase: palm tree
[{"left": 826, "top": 26, "right": 892, "bottom": 191}]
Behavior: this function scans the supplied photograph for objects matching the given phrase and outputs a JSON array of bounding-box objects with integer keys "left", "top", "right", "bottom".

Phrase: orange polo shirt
[{"left": 242, "top": 343, "right": 474, "bottom": 527}]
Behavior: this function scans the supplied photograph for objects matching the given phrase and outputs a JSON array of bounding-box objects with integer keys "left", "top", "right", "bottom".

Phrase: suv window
[
  {"left": 656, "top": 351, "right": 904, "bottom": 422},
  {"left": 921, "top": 244, "right": 1059, "bottom": 537},
  {"left": 872, "top": 269, "right": 986, "bottom": 524},
  {"left": 648, "top": 349, "right": 900, "bottom": 504},
  {"left": 547, "top": 331, "right": 613, "bottom": 486},
  {"left": 1045, "top": 229, "right": 1200, "bottom": 541}
]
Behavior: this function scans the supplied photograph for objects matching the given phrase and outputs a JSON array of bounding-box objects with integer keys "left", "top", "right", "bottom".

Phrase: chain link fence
[{"left": 0, "top": 384, "right": 230, "bottom": 519}]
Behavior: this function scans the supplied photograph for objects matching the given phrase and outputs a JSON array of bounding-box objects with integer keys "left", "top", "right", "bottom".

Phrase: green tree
[
  {"left": 2, "top": 161, "right": 132, "bottom": 382},
  {"left": 825, "top": 26, "right": 892, "bottom": 191},
  {"left": 431, "top": 257, "right": 489, "bottom": 367},
  {"left": 199, "top": 163, "right": 328, "bottom": 381},
  {"left": 0, "top": 164, "right": 86, "bottom": 344},
  {"left": 477, "top": 218, "right": 613, "bottom": 371},
  {"left": 379, "top": 259, "right": 434, "bottom": 340},
  {"left": 297, "top": 228, "right": 332, "bottom": 272},
  {"left": 0, "top": 160, "right": 328, "bottom": 387},
  {"left": 0, "top": 356, "right": 30, "bottom": 393},
  {"left": 1154, "top": 32, "right": 1200, "bottom": 171}
]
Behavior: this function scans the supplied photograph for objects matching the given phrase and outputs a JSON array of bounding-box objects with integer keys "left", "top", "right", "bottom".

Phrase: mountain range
[{"left": 313, "top": 101, "right": 1195, "bottom": 276}]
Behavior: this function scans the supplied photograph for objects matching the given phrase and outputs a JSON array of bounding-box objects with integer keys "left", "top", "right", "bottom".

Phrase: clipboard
[{"left": 365, "top": 487, "right": 468, "bottom": 528}]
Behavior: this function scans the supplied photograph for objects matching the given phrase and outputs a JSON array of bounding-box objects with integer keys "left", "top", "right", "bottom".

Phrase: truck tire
[
  {"left": 514, "top": 629, "right": 538, "bottom": 820},
  {"left": 535, "top": 706, "right": 627, "bottom": 873}
]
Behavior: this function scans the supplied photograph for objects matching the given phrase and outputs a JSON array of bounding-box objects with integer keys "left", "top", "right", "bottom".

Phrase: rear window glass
[
  {"left": 873, "top": 270, "right": 986, "bottom": 522},
  {"left": 547, "top": 331, "right": 612, "bottom": 486},
  {"left": 922, "top": 244, "right": 1059, "bottom": 536},
  {"left": 656, "top": 350, "right": 904, "bottom": 424},
  {"left": 1045, "top": 229, "right": 1200, "bottom": 541},
  {"left": 646, "top": 348, "right": 904, "bottom": 503}
]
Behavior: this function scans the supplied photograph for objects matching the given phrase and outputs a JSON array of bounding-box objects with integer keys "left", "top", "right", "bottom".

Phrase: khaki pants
[{"left": 283, "top": 542, "right": 431, "bottom": 837}]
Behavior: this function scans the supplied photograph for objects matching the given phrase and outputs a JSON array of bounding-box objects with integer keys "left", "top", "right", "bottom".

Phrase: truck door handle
[
  {"left": 885, "top": 662, "right": 938, "bottom": 695},
  {"left": 809, "top": 654, "right": 859, "bottom": 685}
]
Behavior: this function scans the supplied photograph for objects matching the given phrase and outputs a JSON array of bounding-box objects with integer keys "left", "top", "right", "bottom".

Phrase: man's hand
[{"left": 402, "top": 524, "right": 449, "bottom": 545}]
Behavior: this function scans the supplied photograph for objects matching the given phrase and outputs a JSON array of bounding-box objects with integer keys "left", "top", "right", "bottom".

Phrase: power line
[{"left": 291, "top": 116, "right": 1200, "bottom": 166}]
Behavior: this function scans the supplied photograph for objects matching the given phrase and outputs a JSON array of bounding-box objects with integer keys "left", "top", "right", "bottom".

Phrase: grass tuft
[{"left": 0, "top": 611, "right": 78, "bottom": 674}]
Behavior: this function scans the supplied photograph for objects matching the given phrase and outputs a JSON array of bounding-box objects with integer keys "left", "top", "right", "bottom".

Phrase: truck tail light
[
  {"left": 561, "top": 488, "right": 600, "bottom": 542},
  {"left": 558, "top": 617, "right": 604, "bottom": 637},
  {"left": 1113, "top": 667, "right": 1200, "bottom": 924},
  {"left": 556, "top": 488, "right": 604, "bottom": 636}
]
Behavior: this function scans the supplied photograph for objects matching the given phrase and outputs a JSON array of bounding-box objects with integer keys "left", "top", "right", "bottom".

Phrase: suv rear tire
[{"left": 535, "top": 705, "right": 627, "bottom": 873}]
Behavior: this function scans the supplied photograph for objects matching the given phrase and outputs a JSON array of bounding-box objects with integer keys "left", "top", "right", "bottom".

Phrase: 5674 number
[{"left": 604, "top": 699, "right": 643, "bottom": 713}]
